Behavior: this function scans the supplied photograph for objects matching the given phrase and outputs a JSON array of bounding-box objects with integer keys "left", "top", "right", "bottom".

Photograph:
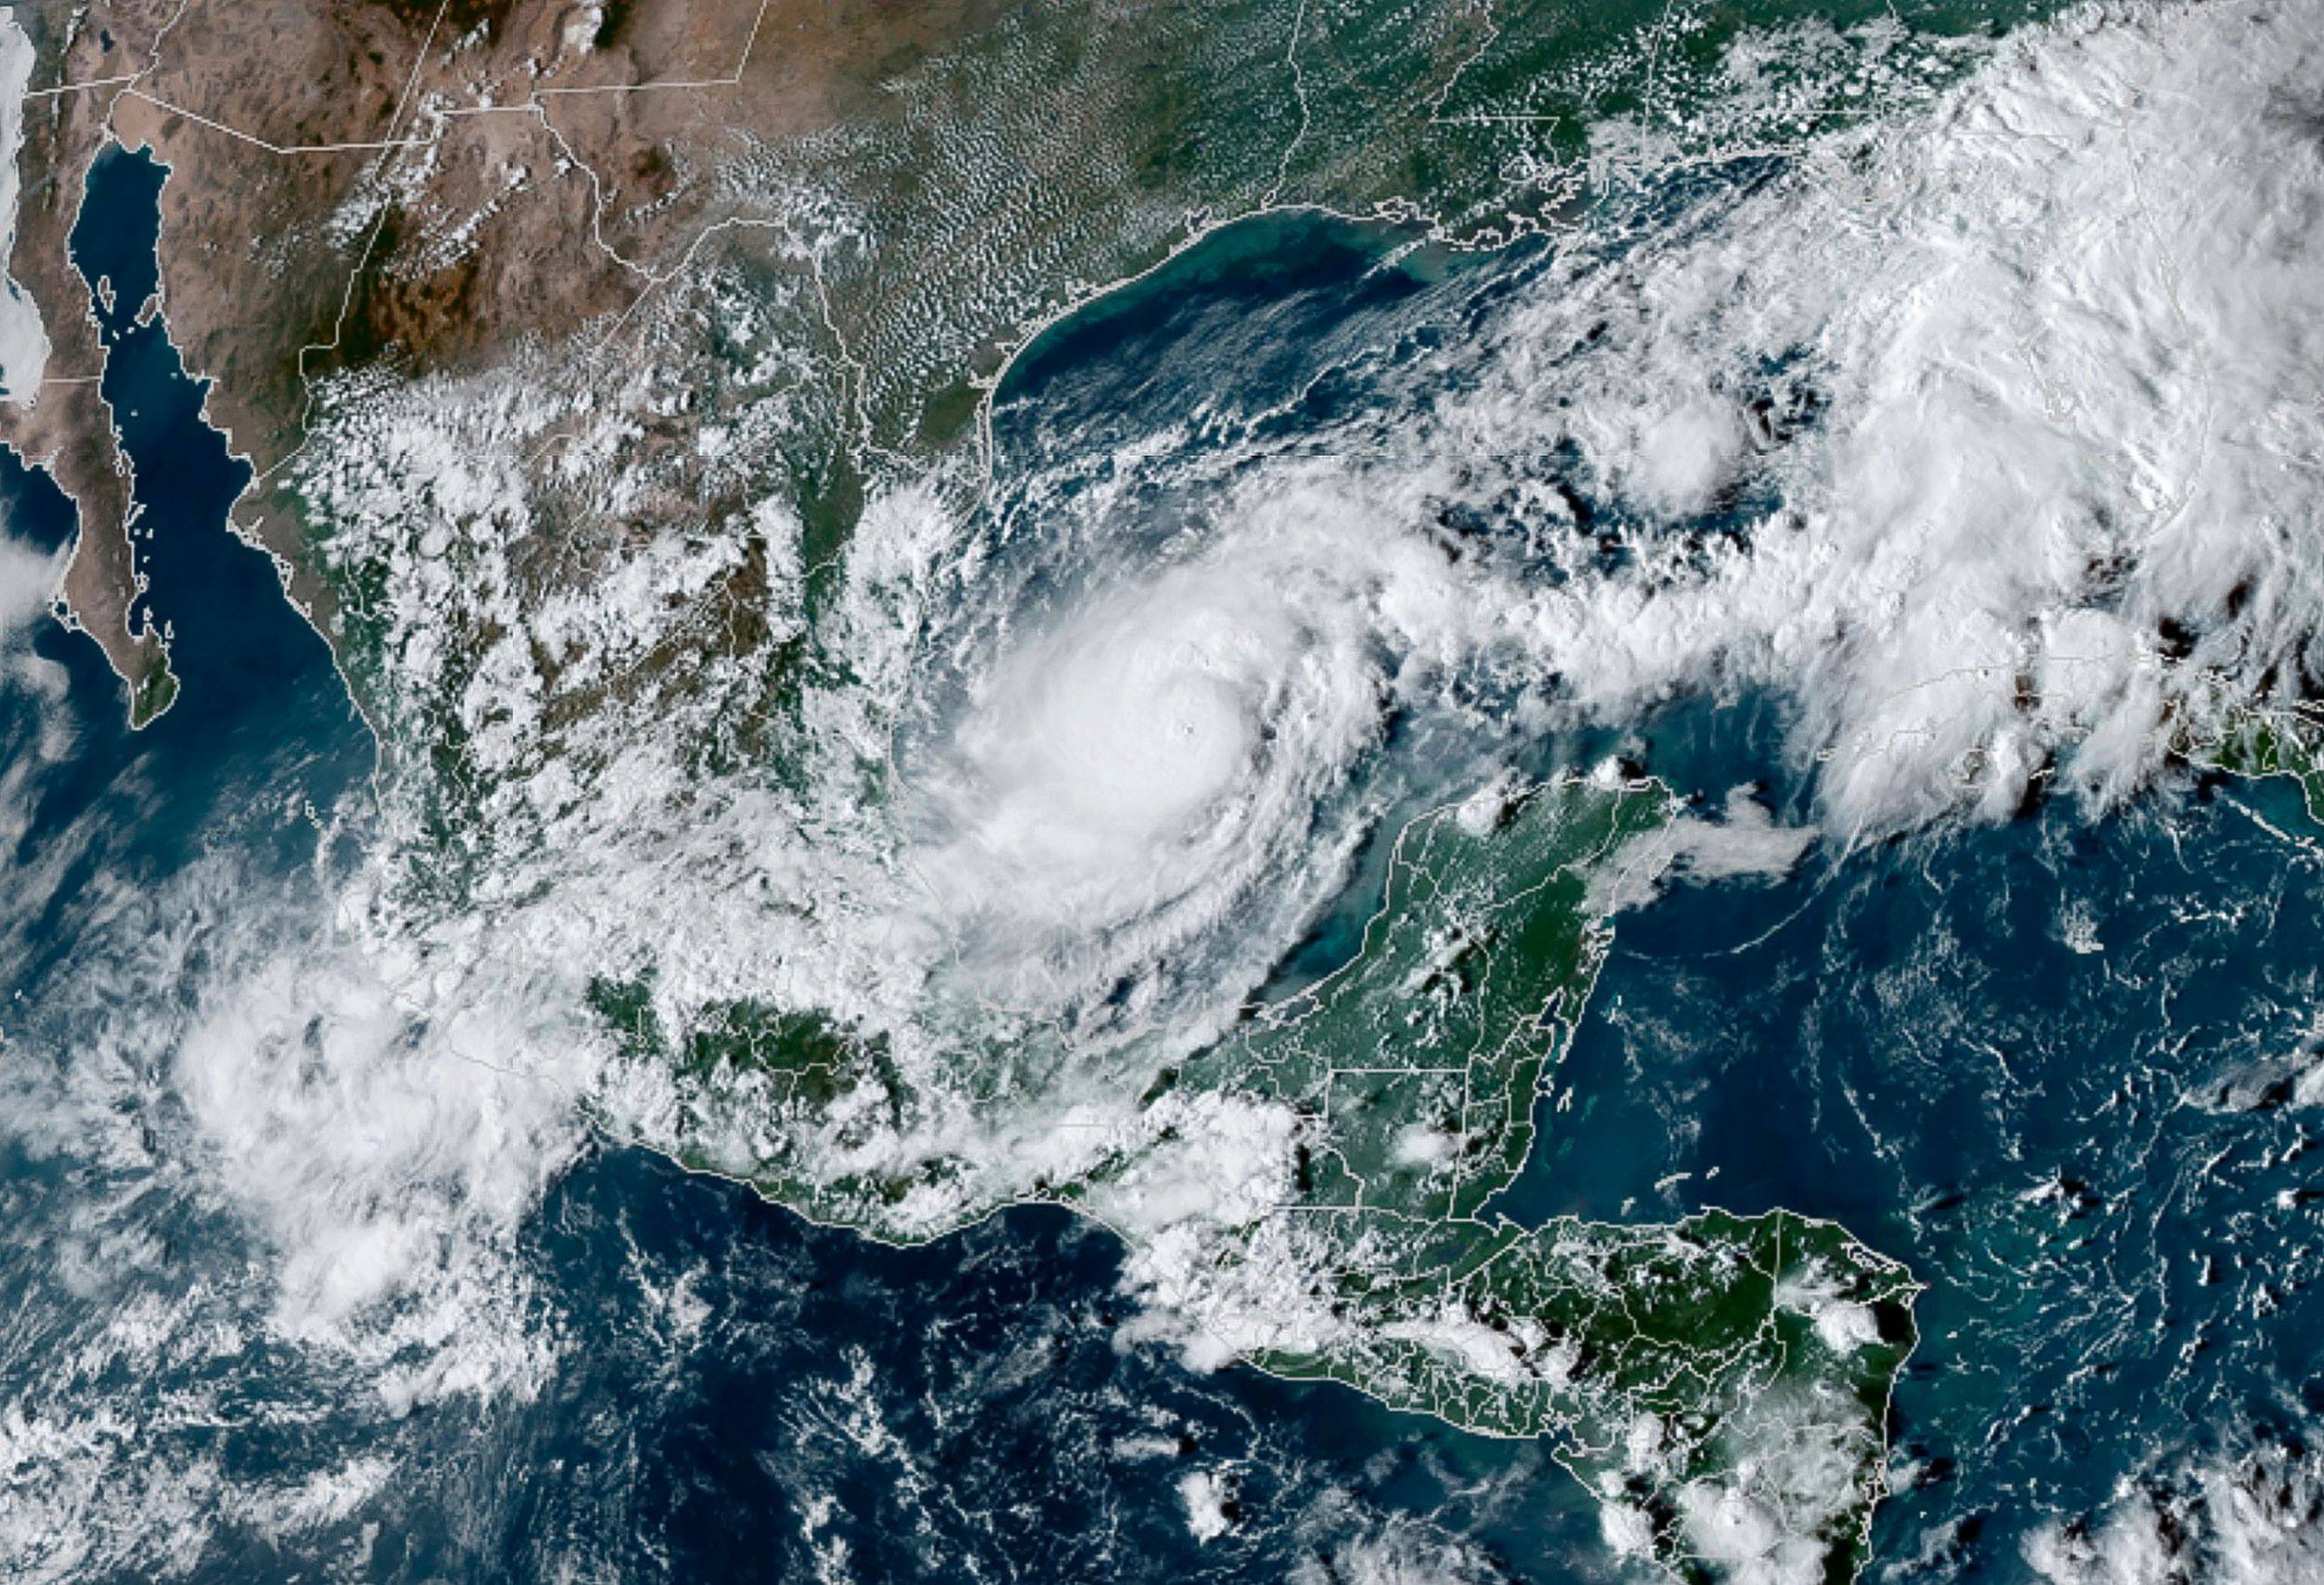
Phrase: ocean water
[
  {"left": 1530, "top": 698, "right": 2324, "bottom": 1579},
  {"left": 3, "top": 146, "right": 2320, "bottom": 1583},
  {"left": 0, "top": 150, "right": 1619, "bottom": 1584},
  {"left": 991, "top": 201, "right": 2324, "bottom": 1573}
]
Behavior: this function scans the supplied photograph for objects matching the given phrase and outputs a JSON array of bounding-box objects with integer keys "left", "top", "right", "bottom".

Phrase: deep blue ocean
[{"left": 2, "top": 146, "right": 2319, "bottom": 1581}]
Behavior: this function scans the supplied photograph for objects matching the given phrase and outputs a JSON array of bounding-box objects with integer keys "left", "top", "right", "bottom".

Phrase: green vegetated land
[
  {"left": 311, "top": 0, "right": 2042, "bottom": 1568},
  {"left": 1184, "top": 774, "right": 1916, "bottom": 1584},
  {"left": 801, "top": 0, "right": 2067, "bottom": 458},
  {"left": 600, "top": 773, "right": 1917, "bottom": 1583},
  {"left": 292, "top": 0, "right": 2070, "bottom": 891},
  {"left": 2187, "top": 699, "right": 2324, "bottom": 823}
]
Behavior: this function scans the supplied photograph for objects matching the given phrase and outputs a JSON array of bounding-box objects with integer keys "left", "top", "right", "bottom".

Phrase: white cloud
[
  {"left": 1178, "top": 1467, "right": 1235, "bottom": 1542},
  {"left": 2026, "top": 1434, "right": 2324, "bottom": 1585},
  {"left": 1591, "top": 785, "right": 1817, "bottom": 913},
  {"left": 12, "top": 6, "right": 2310, "bottom": 1572},
  {"left": 1289, "top": 1512, "right": 1507, "bottom": 1585},
  {"left": 1043, "top": 0, "right": 2324, "bottom": 844},
  {"left": 234, "top": 0, "right": 2324, "bottom": 1379}
]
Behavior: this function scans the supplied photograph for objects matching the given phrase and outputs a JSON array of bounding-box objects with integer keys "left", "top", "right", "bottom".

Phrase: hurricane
[{"left": 5, "top": 0, "right": 2324, "bottom": 1577}]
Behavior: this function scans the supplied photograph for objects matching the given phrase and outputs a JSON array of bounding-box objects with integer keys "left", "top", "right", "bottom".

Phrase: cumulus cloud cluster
[
  {"left": 1156, "top": 0, "right": 2324, "bottom": 838},
  {"left": 2026, "top": 1433, "right": 2324, "bottom": 1585},
  {"left": 11, "top": 0, "right": 2323, "bottom": 1571},
  {"left": 882, "top": 0, "right": 2324, "bottom": 1061},
  {"left": 175, "top": 0, "right": 2324, "bottom": 1338}
]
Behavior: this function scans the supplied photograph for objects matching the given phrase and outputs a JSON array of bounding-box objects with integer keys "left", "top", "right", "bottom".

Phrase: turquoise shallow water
[
  {"left": 4, "top": 145, "right": 2321, "bottom": 1581},
  {"left": 1529, "top": 700, "right": 2324, "bottom": 1578},
  {"left": 989, "top": 194, "right": 2324, "bottom": 1576},
  {"left": 0, "top": 149, "right": 1623, "bottom": 1585}
]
